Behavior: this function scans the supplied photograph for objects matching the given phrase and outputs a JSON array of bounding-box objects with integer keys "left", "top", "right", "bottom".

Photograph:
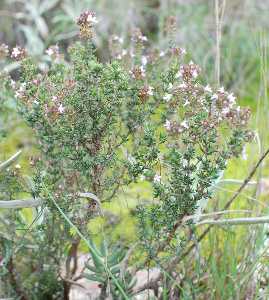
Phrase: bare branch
[
  {"left": 0, "top": 198, "right": 42, "bottom": 209},
  {"left": 196, "top": 216, "right": 269, "bottom": 226},
  {"left": 77, "top": 192, "right": 101, "bottom": 206},
  {"left": 0, "top": 150, "right": 22, "bottom": 171},
  {"left": 0, "top": 192, "right": 100, "bottom": 209}
]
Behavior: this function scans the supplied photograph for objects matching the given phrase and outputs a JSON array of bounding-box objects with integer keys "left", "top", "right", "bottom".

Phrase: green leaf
[
  {"left": 110, "top": 264, "right": 121, "bottom": 274},
  {"left": 35, "top": 16, "right": 49, "bottom": 39},
  {"left": 99, "top": 239, "right": 108, "bottom": 258},
  {"left": 83, "top": 273, "right": 105, "bottom": 283},
  {"left": 127, "top": 276, "right": 137, "bottom": 290},
  {"left": 85, "top": 263, "right": 102, "bottom": 274},
  {"left": 107, "top": 248, "right": 125, "bottom": 265}
]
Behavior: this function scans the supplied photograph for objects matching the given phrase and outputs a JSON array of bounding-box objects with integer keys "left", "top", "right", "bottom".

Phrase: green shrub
[{"left": 0, "top": 11, "right": 252, "bottom": 299}]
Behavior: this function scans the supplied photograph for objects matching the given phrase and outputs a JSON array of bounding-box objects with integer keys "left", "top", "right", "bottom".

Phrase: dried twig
[
  {"left": 196, "top": 216, "right": 269, "bottom": 226},
  {"left": 0, "top": 198, "right": 42, "bottom": 209},
  {"left": 0, "top": 192, "right": 100, "bottom": 209},
  {"left": 0, "top": 150, "right": 22, "bottom": 171}
]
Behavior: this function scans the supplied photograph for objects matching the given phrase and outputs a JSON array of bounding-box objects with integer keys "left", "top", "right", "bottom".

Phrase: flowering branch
[{"left": 132, "top": 147, "right": 269, "bottom": 295}]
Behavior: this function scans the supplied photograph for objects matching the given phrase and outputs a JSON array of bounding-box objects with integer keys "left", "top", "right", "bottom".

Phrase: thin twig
[
  {"left": 219, "top": 179, "right": 257, "bottom": 185},
  {"left": 183, "top": 209, "right": 252, "bottom": 222},
  {"left": 0, "top": 198, "right": 42, "bottom": 209},
  {"left": 59, "top": 274, "right": 87, "bottom": 290},
  {"left": 0, "top": 150, "right": 22, "bottom": 171},
  {"left": 0, "top": 192, "right": 100, "bottom": 209},
  {"left": 196, "top": 216, "right": 269, "bottom": 226}
]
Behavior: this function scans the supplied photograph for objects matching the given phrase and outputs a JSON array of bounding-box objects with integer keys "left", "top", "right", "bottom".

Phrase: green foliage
[{"left": 84, "top": 240, "right": 136, "bottom": 299}]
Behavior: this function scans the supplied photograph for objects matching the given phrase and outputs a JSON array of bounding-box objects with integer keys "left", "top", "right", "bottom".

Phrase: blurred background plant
[
  {"left": 0, "top": 0, "right": 268, "bottom": 96},
  {"left": 0, "top": 0, "right": 269, "bottom": 299}
]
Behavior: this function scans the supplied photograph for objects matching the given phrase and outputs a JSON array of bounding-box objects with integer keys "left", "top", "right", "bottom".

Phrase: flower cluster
[
  {"left": 131, "top": 28, "right": 148, "bottom": 45},
  {"left": 14, "top": 82, "right": 26, "bottom": 100},
  {"left": 10, "top": 46, "right": 27, "bottom": 60},
  {"left": 138, "top": 85, "right": 154, "bottom": 101},
  {"left": 129, "top": 65, "right": 146, "bottom": 80},
  {"left": 46, "top": 45, "right": 60, "bottom": 60},
  {"left": 76, "top": 10, "right": 98, "bottom": 39},
  {"left": 45, "top": 95, "right": 66, "bottom": 115},
  {"left": 171, "top": 46, "right": 187, "bottom": 57},
  {"left": 176, "top": 60, "right": 201, "bottom": 81},
  {"left": 164, "top": 119, "right": 189, "bottom": 133}
]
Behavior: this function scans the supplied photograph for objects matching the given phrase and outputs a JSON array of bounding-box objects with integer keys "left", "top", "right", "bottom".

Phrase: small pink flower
[
  {"left": 46, "top": 45, "right": 59, "bottom": 59},
  {"left": 154, "top": 174, "right": 161, "bottom": 183},
  {"left": 179, "top": 83, "right": 187, "bottom": 89},
  {"left": 164, "top": 119, "right": 171, "bottom": 131},
  {"left": 163, "top": 93, "right": 172, "bottom": 102},
  {"left": 12, "top": 47, "right": 21, "bottom": 57},
  {"left": 192, "top": 69, "right": 198, "bottom": 78},
  {"left": 218, "top": 87, "right": 225, "bottom": 93},
  {"left": 168, "top": 83, "right": 173, "bottom": 90},
  {"left": 183, "top": 100, "right": 190, "bottom": 107},
  {"left": 242, "top": 146, "right": 247, "bottom": 160},
  {"left": 211, "top": 94, "right": 218, "bottom": 100},
  {"left": 10, "top": 79, "right": 16, "bottom": 89},
  {"left": 58, "top": 104, "right": 65, "bottom": 114},
  {"left": 204, "top": 84, "right": 212, "bottom": 93},
  {"left": 141, "top": 56, "right": 148, "bottom": 66},
  {"left": 112, "top": 36, "right": 123, "bottom": 44},
  {"left": 227, "top": 93, "right": 236, "bottom": 105},
  {"left": 181, "top": 48, "right": 187, "bottom": 55},
  {"left": 148, "top": 86, "right": 154, "bottom": 96},
  {"left": 122, "top": 49, "right": 128, "bottom": 56},
  {"left": 180, "top": 120, "right": 189, "bottom": 129},
  {"left": 86, "top": 13, "right": 98, "bottom": 24},
  {"left": 46, "top": 48, "right": 54, "bottom": 56},
  {"left": 11, "top": 46, "right": 26, "bottom": 60}
]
